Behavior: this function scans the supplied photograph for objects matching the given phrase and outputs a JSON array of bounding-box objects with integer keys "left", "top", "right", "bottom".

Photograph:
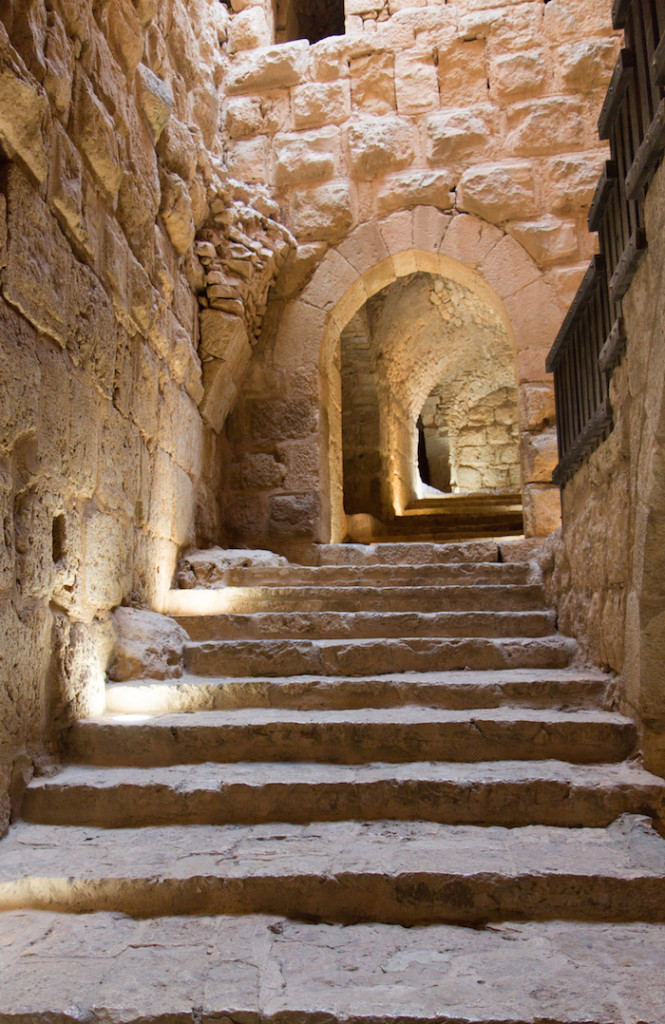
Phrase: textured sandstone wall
[
  {"left": 540, "top": 157, "right": 665, "bottom": 775},
  {"left": 0, "top": 0, "right": 235, "bottom": 834},
  {"left": 218, "top": 0, "right": 619, "bottom": 551}
]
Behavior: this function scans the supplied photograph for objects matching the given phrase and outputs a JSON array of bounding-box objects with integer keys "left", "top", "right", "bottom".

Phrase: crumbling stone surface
[{"left": 108, "top": 608, "right": 189, "bottom": 682}]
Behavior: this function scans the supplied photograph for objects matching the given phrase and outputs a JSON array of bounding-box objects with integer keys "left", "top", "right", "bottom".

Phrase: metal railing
[{"left": 548, "top": 0, "right": 665, "bottom": 485}]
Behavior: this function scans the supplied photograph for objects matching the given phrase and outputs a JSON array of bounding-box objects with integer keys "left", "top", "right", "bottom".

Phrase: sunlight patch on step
[{"left": 163, "top": 587, "right": 261, "bottom": 616}]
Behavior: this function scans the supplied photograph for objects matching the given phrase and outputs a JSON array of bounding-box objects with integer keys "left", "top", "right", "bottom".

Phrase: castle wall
[
  {"left": 0, "top": 0, "right": 232, "bottom": 833},
  {"left": 540, "top": 157, "right": 665, "bottom": 776},
  {"left": 218, "top": 0, "right": 619, "bottom": 550}
]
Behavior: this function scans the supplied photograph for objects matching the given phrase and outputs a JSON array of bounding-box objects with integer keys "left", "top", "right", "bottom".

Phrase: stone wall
[
  {"left": 540, "top": 156, "right": 665, "bottom": 776},
  {"left": 219, "top": 0, "right": 619, "bottom": 551},
  {"left": 0, "top": 0, "right": 236, "bottom": 834}
]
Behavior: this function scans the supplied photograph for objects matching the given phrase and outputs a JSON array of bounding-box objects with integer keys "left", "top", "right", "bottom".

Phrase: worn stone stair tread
[
  {"left": 1, "top": 815, "right": 665, "bottom": 922},
  {"left": 212, "top": 562, "right": 534, "bottom": 588},
  {"left": 165, "top": 583, "right": 547, "bottom": 616},
  {"left": 105, "top": 667, "right": 609, "bottom": 714},
  {"left": 66, "top": 706, "right": 635, "bottom": 767},
  {"left": 102, "top": 672, "right": 607, "bottom": 715},
  {"left": 22, "top": 759, "right": 665, "bottom": 828},
  {"left": 3, "top": 912, "right": 665, "bottom": 1024},
  {"left": 184, "top": 634, "right": 578, "bottom": 677},
  {"left": 178, "top": 609, "right": 557, "bottom": 642}
]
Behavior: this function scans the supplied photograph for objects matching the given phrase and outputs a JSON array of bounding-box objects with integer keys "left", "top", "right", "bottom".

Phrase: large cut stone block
[
  {"left": 290, "top": 181, "right": 356, "bottom": 242},
  {"left": 346, "top": 117, "right": 415, "bottom": 180},
  {"left": 458, "top": 162, "right": 537, "bottom": 223}
]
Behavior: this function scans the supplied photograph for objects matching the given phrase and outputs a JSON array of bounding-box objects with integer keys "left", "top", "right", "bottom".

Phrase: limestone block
[
  {"left": 83, "top": 508, "right": 131, "bottom": 610},
  {"left": 350, "top": 53, "right": 396, "bottom": 115},
  {"left": 231, "top": 452, "right": 287, "bottom": 491},
  {"left": 108, "top": 607, "right": 189, "bottom": 681},
  {"left": 227, "top": 137, "right": 268, "bottom": 184},
  {"left": 559, "top": 40, "right": 617, "bottom": 91},
  {"left": 273, "top": 300, "right": 329, "bottom": 369},
  {"left": 200, "top": 357, "right": 248, "bottom": 434},
  {"left": 159, "top": 168, "right": 195, "bottom": 255},
  {"left": 226, "top": 42, "right": 308, "bottom": 94},
  {"left": 200, "top": 308, "right": 251, "bottom": 367},
  {"left": 437, "top": 39, "right": 488, "bottom": 106},
  {"left": 43, "top": 9, "right": 75, "bottom": 117},
  {"left": 506, "top": 98, "right": 586, "bottom": 157},
  {"left": 292, "top": 81, "right": 351, "bottom": 130},
  {"left": 335, "top": 222, "right": 390, "bottom": 276},
  {"left": 490, "top": 51, "right": 547, "bottom": 101},
  {"left": 505, "top": 279, "right": 565, "bottom": 353},
  {"left": 156, "top": 119, "right": 198, "bottom": 181},
  {"left": 96, "top": 407, "right": 140, "bottom": 517},
  {"left": 522, "top": 428, "right": 559, "bottom": 483},
  {"left": 426, "top": 108, "right": 490, "bottom": 164},
  {"left": 394, "top": 52, "right": 438, "bottom": 115},
  {"left": 48, "top": 121, "right": 83, "bottom": 240},
  {"left": 273, "top": 241, "right": 327, "bottom": 299},
  {"left": 240, "top": 397, "right": 319, "bottom": 445},
  {"left": 101, "top": 0, "right": 143, "bottom": 75},
  {"left": 228, "top": 6, "right": 271, "bottom": 52},
  {"left": 347, "top": 0, "right": 384, "bottom": 13},
  {"left": 290, "top": 181, "right": 356, "bottom": 242},
  {"left": 510, "top": 217, "right": 578, "bottom": 267},
  {"left": 136, "top": 64, "right": 173, "bottom": 144},
  {"left": 519, "top": 383, "right": 556, "bottom": 432},
  {"left": 268, "top": 492, "right": 321, "bottom": 538},
  {"left": 0, "top": 23, "right": 49, "bottom": 183},
  {"left": 412, "top": 205, "right": 451, "bottom": 253},
  {"left": 375, "top": 170, "right": 454, "bottom": 215},
  {"left": 547, "top": 153, "right": 605, "bottom": 214},
  {"left": 477, "top": 234, "right": 541, "bottom": 299},
  {"left": 543, "top": 0, "right": 617, "bottom": 42},
  {"left": 224, "top": 496, "right": 267, "bottom": 542},
  {"left": 12, "top": 487, "right": 55, "bottom": 600},
  {"left": 301, "top": 250, "right": 359, "bottom": 312},
  {"left": 273, "top": 127, "right": 339, "bottom": 187},
  {"left": 457, "top": 162, "right": 537, "bottom": 223},
  {"left": 4, "top": 165, "right": 79, "bottom": 347},
  {"left": 523, "top": 483, "right": 561, "bottom": 537},
  {"left": 378, "top": 209, "right": 413, "bottom": 254},
  {"left": 517, "top": 347, "right": 550, "bottom": 384},
  {"left": 439, "top": 213, "right": 503, "bottom": 266},
  {"left": 72, "top": 72, "right": 122, "bottom": 201},
  {"left": 346, "top": 117, "right": 415, "bottom": 180}
]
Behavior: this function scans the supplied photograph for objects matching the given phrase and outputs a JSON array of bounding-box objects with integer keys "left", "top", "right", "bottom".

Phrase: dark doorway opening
[{"left": 275, "top": 0, "right": 345, "bottom": 45}]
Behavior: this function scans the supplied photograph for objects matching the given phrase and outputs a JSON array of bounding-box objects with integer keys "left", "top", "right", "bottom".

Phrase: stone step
[
  {"left": 213, "top": 562, "right": 534, "bottom": 588},
  {"left": 22, "top": 760, "right": 665, "bottom": 829},
  {"left": 1, "top": 816, "right": 665, "bottom": 923},
  {"left": 3, "top": 912, "right": 665, "bottom": 1024},
  {"left": 183, "top": 635, "right": 577, "bottom": 677},
  {"left": 177, "top": 609, "right": 557, "bottom": 643},
  {"left": 379, "top": 516, "right": 524, "bottom": 540},
  {"left": 66, "top": 707, "right": 636, "bottom": 767},
  {"left": 165, "top": 583, "right": 547, "bottom": 616},
  {"left": 105, "top": 667, "right": 609, "bottom": 715}
]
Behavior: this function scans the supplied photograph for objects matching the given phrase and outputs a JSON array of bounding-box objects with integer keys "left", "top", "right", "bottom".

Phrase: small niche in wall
[
  {"left": 275, "top": 0, "right": 345, "bottom": 45},
  {"left": 52, "top": 514, "right": 66, "bottom": 566}
]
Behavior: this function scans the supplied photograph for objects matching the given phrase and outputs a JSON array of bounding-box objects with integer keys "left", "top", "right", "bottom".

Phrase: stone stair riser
[
  {"left": 3, "top": 873, "right": 665, "bottom": 926},
  {"left": 66, "top": 719, "right": 636, "bottom": 768},
  {"left": 184, "top": 636, "right": 577, "bottom": 677}
]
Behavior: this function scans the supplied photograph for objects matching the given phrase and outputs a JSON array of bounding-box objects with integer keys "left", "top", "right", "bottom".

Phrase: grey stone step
[
  {"left": 177, "top": 609, "right": 557, "bottom": 642},
  {"left": 105, "top": 667, "right": 609, "bottom": 715},
  {"left": 1, "top": 816, "right": 665, "bottom": 923},
  {"left": 22, "top": 760, "right": 665, "bottom": 829},
  {"left": 3, "top": 912, "right": 665, "bottom": 1024},
  {"left": 183, "top": 634, "right": 577, "bottom": 677},
  {"left": 216, "top": 562, "right": 533, "bottom": 587},
  {"left": 66, "top": 707, "right": 636, "bottom": 767},
  {"left": 168, "top": 582, "right": 547, "bottom": 615}
]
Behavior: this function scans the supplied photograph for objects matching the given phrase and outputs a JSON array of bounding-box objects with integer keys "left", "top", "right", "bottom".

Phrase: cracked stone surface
[{"left": 2, "top": 912, "right": 665, "bottom": 1023}]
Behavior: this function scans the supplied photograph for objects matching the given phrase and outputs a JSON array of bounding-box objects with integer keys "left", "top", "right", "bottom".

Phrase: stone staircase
[{"left": 2, "top": 541, "right": 665, "bottom": 1022}]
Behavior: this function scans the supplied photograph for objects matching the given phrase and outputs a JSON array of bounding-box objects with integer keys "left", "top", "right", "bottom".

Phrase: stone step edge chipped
[
  {"left": 1, "top": 816, "right": 664, "bottom": 924},
  {"left": 65, "top": 707, "right": 636, "bottom": 767},
  {"left": 21, "top": 759, "right": 665, "bottom": 829}
]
